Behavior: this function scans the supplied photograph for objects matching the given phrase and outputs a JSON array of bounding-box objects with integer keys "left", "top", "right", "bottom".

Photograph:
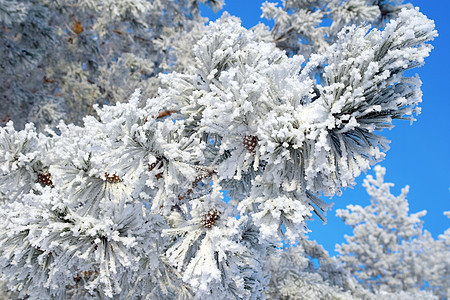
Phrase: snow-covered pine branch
[
  {"left": 160, "top": 8, "right": 436, "bottom": 243},
  {"left": 260, "top": 0, "right": 412, "bottom": 59}
]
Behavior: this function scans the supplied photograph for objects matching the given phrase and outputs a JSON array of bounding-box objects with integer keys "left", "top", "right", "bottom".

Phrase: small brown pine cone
[
  {"left": 105, "top": 172, "right": 122, "bottom": 183},
  {"left": 243, "top": 135, "right": 258, "bottom": 153},
  {"left": 201, "top": 208, "right": 221, "bottom": 229},
  {"left": 37, "top": 172, "right": 54, "bottom": 187}
]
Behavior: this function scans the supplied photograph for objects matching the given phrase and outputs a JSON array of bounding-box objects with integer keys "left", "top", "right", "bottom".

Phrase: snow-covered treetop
[
  {"left": 337, "top": 166, "right": 449, "bottom": 298},
  {"left": 268, "top": 166, "right": 447, "bottom": 299}
]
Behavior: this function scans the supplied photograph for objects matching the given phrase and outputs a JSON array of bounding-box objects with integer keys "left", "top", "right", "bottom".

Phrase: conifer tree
[
  {"left": 0, "top": 0, "right": 440, "bottom": 299},
  {"left": 336, "top": 166, "right": 449, "bottom": 299}
]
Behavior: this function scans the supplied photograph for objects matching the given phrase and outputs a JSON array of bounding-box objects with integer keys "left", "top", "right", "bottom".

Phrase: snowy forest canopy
[{"left": 0, "top": 0, "right": 447, "bottom": 299}]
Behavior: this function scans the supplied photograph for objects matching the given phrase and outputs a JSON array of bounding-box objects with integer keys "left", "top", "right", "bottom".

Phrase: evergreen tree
[
  {"left": 266, "top": 238, "right": 439, "bottom": 299},
  {"left": 266, "top": 167, "right": 448, "bottom": 300},
  {"left": 336, "top": 166, "right": 449, "bottom": 299},
  {"left": 0, "top": 0, "right": 440, "bottom": 299}
]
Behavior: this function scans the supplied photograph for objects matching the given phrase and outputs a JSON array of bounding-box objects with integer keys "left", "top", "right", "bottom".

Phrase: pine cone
[
  {"left": 37, "top": 172, "right": 54, "bottom": 187},
  {"left": 243, "top": 135, "right": 258, "bottom": 153},
  {"left": 104, "top": 172, "right": 122, "bottom": 183},
  {"left": 201, "top": 208, "right": 221, "bottom": 228}
]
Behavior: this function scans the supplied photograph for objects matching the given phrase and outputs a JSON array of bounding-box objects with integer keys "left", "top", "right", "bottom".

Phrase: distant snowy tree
[
  {"left": 336, "top": 166, "right": 449, "bottom": 299},
  {"left": 266, "top": 166, "right": 447, "bottom": 299},
  {"left": 265, "top": 238, "right": 357, "bottom": 299},
  {"left": 266, "top": 238, "right": 438, "bottom": 300},
  {"left": 0, "top": 0, "right": 439, "bottom": 299}
]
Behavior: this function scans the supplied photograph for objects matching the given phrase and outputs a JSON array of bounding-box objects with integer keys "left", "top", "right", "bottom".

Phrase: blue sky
[{"left": 201, "top": 0, "right": 450, "bottom": 255}]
